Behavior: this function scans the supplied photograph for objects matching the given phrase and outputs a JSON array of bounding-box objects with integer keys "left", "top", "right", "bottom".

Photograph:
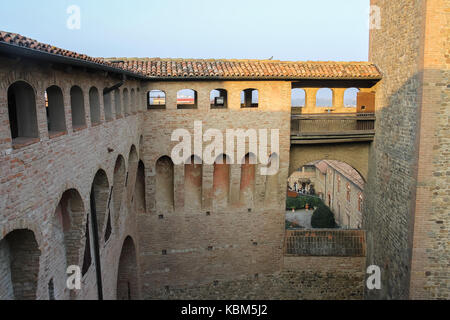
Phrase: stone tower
[{"left": 366, "top": 0, "right": 449, "bottom": 299}]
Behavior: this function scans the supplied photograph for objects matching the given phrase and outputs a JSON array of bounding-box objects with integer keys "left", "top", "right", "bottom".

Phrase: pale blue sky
[{"left": 1, "top": 0, "right": 371, "bottom": 61}]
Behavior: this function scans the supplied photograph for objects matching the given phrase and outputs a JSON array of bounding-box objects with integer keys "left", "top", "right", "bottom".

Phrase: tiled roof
[
  {"left": 108, "top": 58, "right": 382, "bottom": 80},
  {"left": 0, "top": 31, "right": 114, "bottom": 67},
  {"left": 0, "top": 31, "right": 382, "bottom": 80},
  {"left": 315, "top": 161, "right": 329, "bottom": 175}
]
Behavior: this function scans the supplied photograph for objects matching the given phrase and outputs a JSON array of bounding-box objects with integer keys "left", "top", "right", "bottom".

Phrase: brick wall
[{"left": 367, "top": 0, "right": 449, "bottom": 299}]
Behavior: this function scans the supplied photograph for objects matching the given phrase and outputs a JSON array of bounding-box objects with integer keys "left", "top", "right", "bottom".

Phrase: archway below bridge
[{"left": 289, "top": 142, "right": 369, "bottom": 182}]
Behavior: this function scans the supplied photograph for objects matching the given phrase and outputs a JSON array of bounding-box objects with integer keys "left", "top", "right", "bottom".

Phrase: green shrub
[
  {"left": 311, "top": 204, "right": 337, "bottom": 229},
  {"left": 286, "top": 195, "right": 323, "bottom": 210}
]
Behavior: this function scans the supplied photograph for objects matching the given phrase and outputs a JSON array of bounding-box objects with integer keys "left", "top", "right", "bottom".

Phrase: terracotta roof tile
[
  {"left": 107, "top": 57, "right": 381, "bottom": 80},
  {"left": 0, "top": 31, "right": 382, "bottom": 80}
]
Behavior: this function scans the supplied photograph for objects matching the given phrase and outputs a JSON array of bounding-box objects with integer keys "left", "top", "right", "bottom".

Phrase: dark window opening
[
  {"left": 241, "top": 89, "right": 259, "bottom": 108},
  {"left": 46, "top": 86, "right": 67, "bottom": 135}
]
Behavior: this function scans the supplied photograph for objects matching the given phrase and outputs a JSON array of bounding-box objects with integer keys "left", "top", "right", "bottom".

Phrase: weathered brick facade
[{"left": 366, "top": 0, "right": 449, "bottom": 299}]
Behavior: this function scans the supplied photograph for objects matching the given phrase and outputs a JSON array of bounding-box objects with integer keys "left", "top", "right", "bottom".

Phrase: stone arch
[
  {"left": 45, "top": 85, "right": 67, "bottom": 134},
  {"left": 89, "top": 87, "right": 101, "bottom": 125},
  {"left": 127, "top": 145, "right": 139, "bottom": 212},
  {"left": 316, "top": 88, "right": 333, "bottom": 107},
  {"left": 91, "top": 169, "right": 110, "bottom": 239},
  {"left": 344, "top": 88, "right": 359, "bottom": 107},
  {"left": 113, "top": 155, "right": 126, "bottom": 229},
  {"left": 184, "top": 155, "right": 203, "bottom": 211},
  {"left": 116, "top": 236, "right": 139, "bottom": 300},
  {"left": 0, "top": 229, "right": 41, "bottom": 300},
  {"left": 155, "top": 156, "right": 174, "bottom": 213},
  {"left": 70, "top": 86, "right": 86, "bottom": 129},
  {"left": 213, "top": 154, "right": 231, "bottom": 209},
  {"left": 53, "top": 189, "right": 85, "bottom": 269},
  {"left": 289, "top": 143, "right": 369, "bottom": 182},
  {"left": 292, "top": 88, "right": 306, "bottom": 108},
  {"left": 135, "top": 161, "right": 146, "bottom": 213},
  {"left": 240, "top": 153, "right": 256, "bottom": 208},
  {"left": 7, "top": 80, "right": 39, "bottom": 141}
]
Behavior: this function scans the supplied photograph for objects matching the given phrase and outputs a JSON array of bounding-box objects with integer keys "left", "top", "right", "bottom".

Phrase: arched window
[
  {"left": 89, "top": 87, "right": 101, "bottom": 125},
  {"left": 91, "top": 170, "right": 110, "bottom": 240},
  {"left": 127, "top": 146, "right": 139, "bottom": 213},
  {"left": 241, "top": 89, "right": 258, "bottom": 108},
  {"left": 337, "top": 176, "right": 341, "bottom": 192},
  {"left": 114, "top": 89, "right": 122, "bottom": 118},
  {"left": 103, "top": 89, "right": 113, "bottom": 121},
  {"left": 316, "top": 88, "right": 333, "bottom": 107},
  {"left": 291, "top": 88, "right": 306, "bottom": 107},
  {"left": 7, "top": 81, "right": 39, "bottom": 143},
  {"left": 210, "top": 89, "right": 227, "bottom": 109},
  {"left": 347, "top": 184, "right": 351, "bottom": 202},
  {"left": 177, "top": 89, "right": 197, "bottom": 109},
  {"left": 148, "top": 90, "right": 166, "bottom": 109},
  {"left": 130, "top": 89, "right": 136, "bottom": 114},
  {"left": 117, "top": 236, "right": 139, "bottom": 300},
  {"left": 344, "top": 88, "right": 359, "bottom": 107},
  {"left": 45, "top": 86, "right": 67, "bottom": 135},
  {"left": 135, "top": 161, "right": 146, "bottom": 213},
  {"left": 123, "top": 89, "right": 129, "bottom": 116},
  {"left": 0, "top": 229, "right": 41, "bottom": 300},
  {"left": 113, "top": 155, "right": 126, "bottom": 228},
  {"left": 70, "top": 86, "right": 86, "bottom": 129}
]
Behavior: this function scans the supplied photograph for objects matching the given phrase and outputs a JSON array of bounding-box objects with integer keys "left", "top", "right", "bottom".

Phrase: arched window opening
[
  {"left": 213, "top": 154, "right": 231, "bottom": 210},
  {"left": 316, "top": 88, "right": 333, "bottom": 108},
  {"left": 148, "top": 90, "right": 166, "bottom": 109},
  {"left": 117, "top": 236, "right": 139, "bottom": 300},
  {"left": 155, "top": 156, "right": 174, "bottom": 213},
  {"left": 123, "top": 89, "right": 129, "bottom": 116},
  {"left": 241, "top": 89, "right": 259, "bottom": 108},
  {"left": 45, "top": 86, "right": 67, "bottom": 135},
  {"left": 130, "top": 89, "right": 136, "bottom": 114},
  {"left": 92, "top": 170, "right": 110, "bottom": 239},
  {"left": 113, "top": 156, "right": 126, "bottom": 229},
  {"left": 210, "top": 89, "right": 228, "bottom": 109},
  {"left": 114, "top": 89, "right": 122, "bottom": 118},
  {"left": 337, "top": 176, "right": 341, "bottom": 192},
  {"left": 127, "top": 146, "right": 139, "bottom": 212},
  {"left": 135, "top": 161, "right": 146, "bottom": 213},
  {"left": 347, "top": 184, "right": 351, "bottom": 202},
  {"left": 344, "top": 88, "right": 359, "bottom": 107},
  {"left": 177, "top": 89, "right": 198, "bottom": 109},
  {"left": 89, "top": 87, "right": 101, "bottom": 125},
  {"left": 185, "top": 155, "right": 203, "bottom": 210},
  {"left": 291, "top": 88, "right": 306, "bottom": 107},
  {"left": 136, "top": 88, "right": 141, "bottom": 111},
  {"left": 70, "top": 86, "right": 86, "bottom": 129},
  {"left": 53, "top": 189, "right": 85, "bottom": 274},
  {"left": 103, "top": 89, "right": 113, "bottom": 121},
  {"left": 7, "top": 81, "right": 39, "bottom": 143},
  {"left": 81, "top": 215, "right": 92, "bottom": 276},
  {"left": 0, "top": 229, "right": 41, "bottom": 300},
  {"left": 240, "top": 153, "right": 256, "bottom": 208}
]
